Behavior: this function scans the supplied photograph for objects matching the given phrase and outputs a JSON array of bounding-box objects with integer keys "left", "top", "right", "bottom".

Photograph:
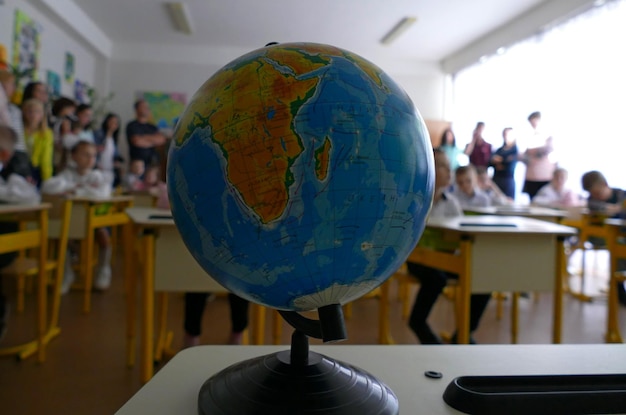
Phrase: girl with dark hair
[
  {"left": 94, "top": 112, "right": 123, "bottom": 186},
  {"left": 437, "top": 128, "right": 463, "bottom": 171}
]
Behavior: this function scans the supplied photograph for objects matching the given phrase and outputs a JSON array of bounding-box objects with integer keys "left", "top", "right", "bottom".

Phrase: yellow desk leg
[
  {"left": 511, "top": 293, "right": 519, "bottom": 344},
  {"left": 253, "top": 304, "right": 266, "bottom": 345},
  {"left": 37, "top": 210, "right": 48, "bottom": 363},
  {"left": 456, "top": 237, "right": 473, "bottom": 345},
  {"left": 553, "top": 236, "right": 566, "bottom": 344},
  {"left": 155, "top": 292, "right": 169, "bottom": 361},
  {"left": 605, "top": 226, "right": 623, "bottom": 343},
  {"left": 378, "top": 279, "right": 394, "bottom": 344},
  {"left": 272, "top": 311, "right": 283, "bottom": 345},
  {"left": 141, "top": 231, "right": 156, "bottom": 383},
  {"left": 125, "top": 223, "right": 137, "bottom": 368}
]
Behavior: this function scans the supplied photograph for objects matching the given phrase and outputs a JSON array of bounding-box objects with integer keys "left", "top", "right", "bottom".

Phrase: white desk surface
[
  {"left": 606, "top": 218, "right": 626, "bottom": 227},
  {"left": 427, "top": 215, "right": 576, "bottom": 236},
  {"left": 116, "top": 344, "right": 626, "bottom": 414},
  {"left": 126, "top": 207, "right": 174, "bottom": 227},
  {"left": 464, "top": 205, "right": 569, "bottom": 219}
]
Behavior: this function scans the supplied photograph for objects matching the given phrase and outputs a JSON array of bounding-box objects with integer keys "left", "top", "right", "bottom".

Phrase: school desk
[
  {"left": 408, "top": 215, "right": 576, "bottom": 344},
  {"left": 116, "top": 344, "right": 626, "bottom": 415},
  {"left": 463, "top": 205, "right": 569, "bottom": 223}
]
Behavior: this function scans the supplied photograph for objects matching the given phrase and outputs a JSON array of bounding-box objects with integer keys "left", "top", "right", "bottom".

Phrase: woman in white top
[{"left": 94, "top": 113, "right": 122, "bottom": 186}]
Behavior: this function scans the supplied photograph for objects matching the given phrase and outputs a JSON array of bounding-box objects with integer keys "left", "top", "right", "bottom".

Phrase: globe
[{"left": 168, "top": 42, "right": 434, "bottom": 312}]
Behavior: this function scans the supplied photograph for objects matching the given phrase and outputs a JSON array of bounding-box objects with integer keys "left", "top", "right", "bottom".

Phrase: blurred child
[
  {"left": 0, "top": 124, "right": 39, "bottom": 204},
  {"left": 582, "top": 170, "right": 624, "bottom": 217},
  {"left": 406, "top": 149, "right": 491, "bottom": 344},
  {"left": 42, "top": 140, "right": 113, "bottom": 293},
  {"left": 475, "top": 166, "right": 510, "bottom": 206},
  {"left": 124, "top": 159, "right": 145, "bottom": 192},
  {"left": 533, "top": 168, "right": 580, "bottom": 208},
  {"left": 581, "top": 170, "right": 626, "bottom": 305},
  {"left": 451, "top": 165, "right": 491, "bottom": 208},
  {"left": 22, "top": 98, "right": 53, "bottom": 184}
]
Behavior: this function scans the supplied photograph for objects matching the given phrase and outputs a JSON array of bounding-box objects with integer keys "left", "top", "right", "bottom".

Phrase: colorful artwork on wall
[
  {"left": 11, "top": 9, "right": 41, "bottom": 81},
  {"left": 74, "top": 79, "right": 89, "bottom": 103},
  {"left": 46, "top": 70, "right": 61, "bottom": 98},
  {"left": 135, "top": 91, "right": 187, "bottom": 131},
  {"left": 64, "top": 52, "right": 75, "bottom": 83}
]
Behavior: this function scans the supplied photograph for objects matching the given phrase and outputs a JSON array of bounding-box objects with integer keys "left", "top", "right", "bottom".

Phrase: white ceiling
[{"left": 72, "top": 0, "right": 546, "bottom": 64}]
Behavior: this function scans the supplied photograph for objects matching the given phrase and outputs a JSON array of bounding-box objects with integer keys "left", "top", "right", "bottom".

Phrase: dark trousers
[
  {"left": 184, "top": 292, "right": 249, "bottom": 336},
  {"left": 523, "top": 180, "right": 550, "bottom": 200},
  {"left": 493, "top": 175, "right": 516, "bottom": 199},
  {"left": 406, "top": 262, "right": 491, "bottom": 337}
]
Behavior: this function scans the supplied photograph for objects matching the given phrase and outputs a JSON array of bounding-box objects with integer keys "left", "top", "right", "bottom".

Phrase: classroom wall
[
  {"left": 0, "top": 0, "right": 104, "bottom": 98},
  {"left": 108, "top": 50, "right": 448, "bottom": 161}
]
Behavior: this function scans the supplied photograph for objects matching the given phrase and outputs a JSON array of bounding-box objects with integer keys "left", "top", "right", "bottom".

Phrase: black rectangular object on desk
[
  {"left": 443, "top": 373, "right": 626, "bottom": 414},
  {"left": 148, "top": 215, "right": 173, "bottom": 220},
  {"left": 459, "top": 222, "right": 517, "bottom": 228}
]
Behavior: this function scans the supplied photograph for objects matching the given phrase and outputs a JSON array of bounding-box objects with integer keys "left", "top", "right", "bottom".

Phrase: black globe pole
[{"left": 197, "top": 303, "right": 399, "bottom": 415}]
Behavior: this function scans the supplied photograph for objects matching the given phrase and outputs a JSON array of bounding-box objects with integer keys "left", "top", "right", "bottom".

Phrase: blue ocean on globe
[{"left": 168, "top": 42, "right": 434, "bottom": 311}]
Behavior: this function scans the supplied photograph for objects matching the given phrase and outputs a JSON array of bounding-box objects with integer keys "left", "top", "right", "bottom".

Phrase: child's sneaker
[{"left": 94, "top": 265, "right": 112, "bottom": 290}]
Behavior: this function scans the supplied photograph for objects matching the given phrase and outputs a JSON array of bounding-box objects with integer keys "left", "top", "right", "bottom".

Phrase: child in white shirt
[
  {"left": 533, "top": 168, "right": 580, "bottom": 208},
  {"left": 42, "top": 140, "right": 113, "bottom": 293},
  {"left": 475, "top": 166, "right": 511, "bottom": 206},
  {"left": 451, "top": 165, "right": 491, "bottom": 208}
]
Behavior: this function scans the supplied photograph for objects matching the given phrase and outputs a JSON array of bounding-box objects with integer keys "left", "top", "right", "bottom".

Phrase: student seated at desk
[
  {"left": 0, "top": 124, "right": 40, "bottom": 340},
  {"left": 407, "top": 149, "right": 491, "bottom": 344},
  {"left": 123, "top": 159, "right": 145, "bottom": 192},
  {"left": 475, "top": 166, "right": 510, "bottom": 206},
  {"left": 451, "top": 165, "right": 491, "bottom": 208},
  {"left": 533, "top": 168, "right": 580, "bottom": 208},
  {"left": 42, "top": 140, "right": 113, "bottom": 293},
  {"left": 582, "top": 170, "right": 626, "bottom": 305}
]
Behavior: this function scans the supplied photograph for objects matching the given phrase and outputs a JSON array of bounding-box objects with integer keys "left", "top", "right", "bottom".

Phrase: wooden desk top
[
  {"left": 465, "top": 205, "right": 568, "bottom": 218},
  {"left": 126, "top": 207, "right": 174, "bottom": 226},
  {"left": 0, "top": 202, "right": 51, "bottom": 214},
  {"left": 427, "top": 215, "right": 576, "bottom": 236},
  {"left": 116, "top": 344, "right": 626, "bottom": 415},
  {"left": 68, "top": 195, "right": 134, "bottom": 203}
]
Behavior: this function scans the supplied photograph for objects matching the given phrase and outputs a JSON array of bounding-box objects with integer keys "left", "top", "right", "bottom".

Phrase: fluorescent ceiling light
[
  {"left": 380, "top": 17, "right": 417, "bottom": 45},
  {"left": 165, "top": 2, "right": 194, "bottom": 35}
]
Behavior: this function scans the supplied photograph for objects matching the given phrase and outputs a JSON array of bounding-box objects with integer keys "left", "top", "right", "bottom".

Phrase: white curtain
[{"left": 452, "top": 0, "right": 626, "bottom": 197}]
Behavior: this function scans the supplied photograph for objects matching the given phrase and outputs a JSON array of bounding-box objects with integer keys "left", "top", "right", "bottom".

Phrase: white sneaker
[
  {"left": 61, "top": 264, "right": 75, "bottom": 295},
  {"left": 94, "top": 266, "right": 112, "bottom": 291}
]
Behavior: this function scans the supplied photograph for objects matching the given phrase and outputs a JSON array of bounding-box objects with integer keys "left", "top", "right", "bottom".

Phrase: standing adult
[
  {"left": 522, "top": 111, "right": 555, "bottom": 200},
  {"left": 125, "top": 99, "right": 166, "bottom": 167},
  {"left": 490, "top": 127, "right": 519, "bottom": 199},
  {"left": 464, "top": 122, "right": 491, "bottom": 168},
  {"left": 437, "top": 128, "right": 464, "bottom": 172}
]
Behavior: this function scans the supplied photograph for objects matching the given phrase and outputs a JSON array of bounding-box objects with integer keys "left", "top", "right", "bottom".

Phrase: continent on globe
[{"left": 168, "top": 42, "right": 434, "bottom": 311}]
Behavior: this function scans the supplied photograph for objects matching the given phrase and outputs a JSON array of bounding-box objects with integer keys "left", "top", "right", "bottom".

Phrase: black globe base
[{"left": 198, "top": 330, "right": 399, "bottom": 415}]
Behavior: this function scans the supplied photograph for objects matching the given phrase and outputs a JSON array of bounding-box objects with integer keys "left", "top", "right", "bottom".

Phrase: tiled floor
[{"left": 1, "top": 248, "right": 625, "bottom": 414}]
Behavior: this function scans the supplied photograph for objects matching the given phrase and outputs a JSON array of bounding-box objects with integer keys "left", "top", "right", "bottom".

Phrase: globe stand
[{"left": 197, "top": 304, "right": 399, "bottom": 415}]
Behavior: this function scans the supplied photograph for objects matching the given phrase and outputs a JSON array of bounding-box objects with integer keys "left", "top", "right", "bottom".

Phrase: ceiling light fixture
[
  {"left": 380, "top": 16, "right": 417, "bottom": 45},
  {"left": 165, "top": 2, "right": 194, "bottom": 35}
]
